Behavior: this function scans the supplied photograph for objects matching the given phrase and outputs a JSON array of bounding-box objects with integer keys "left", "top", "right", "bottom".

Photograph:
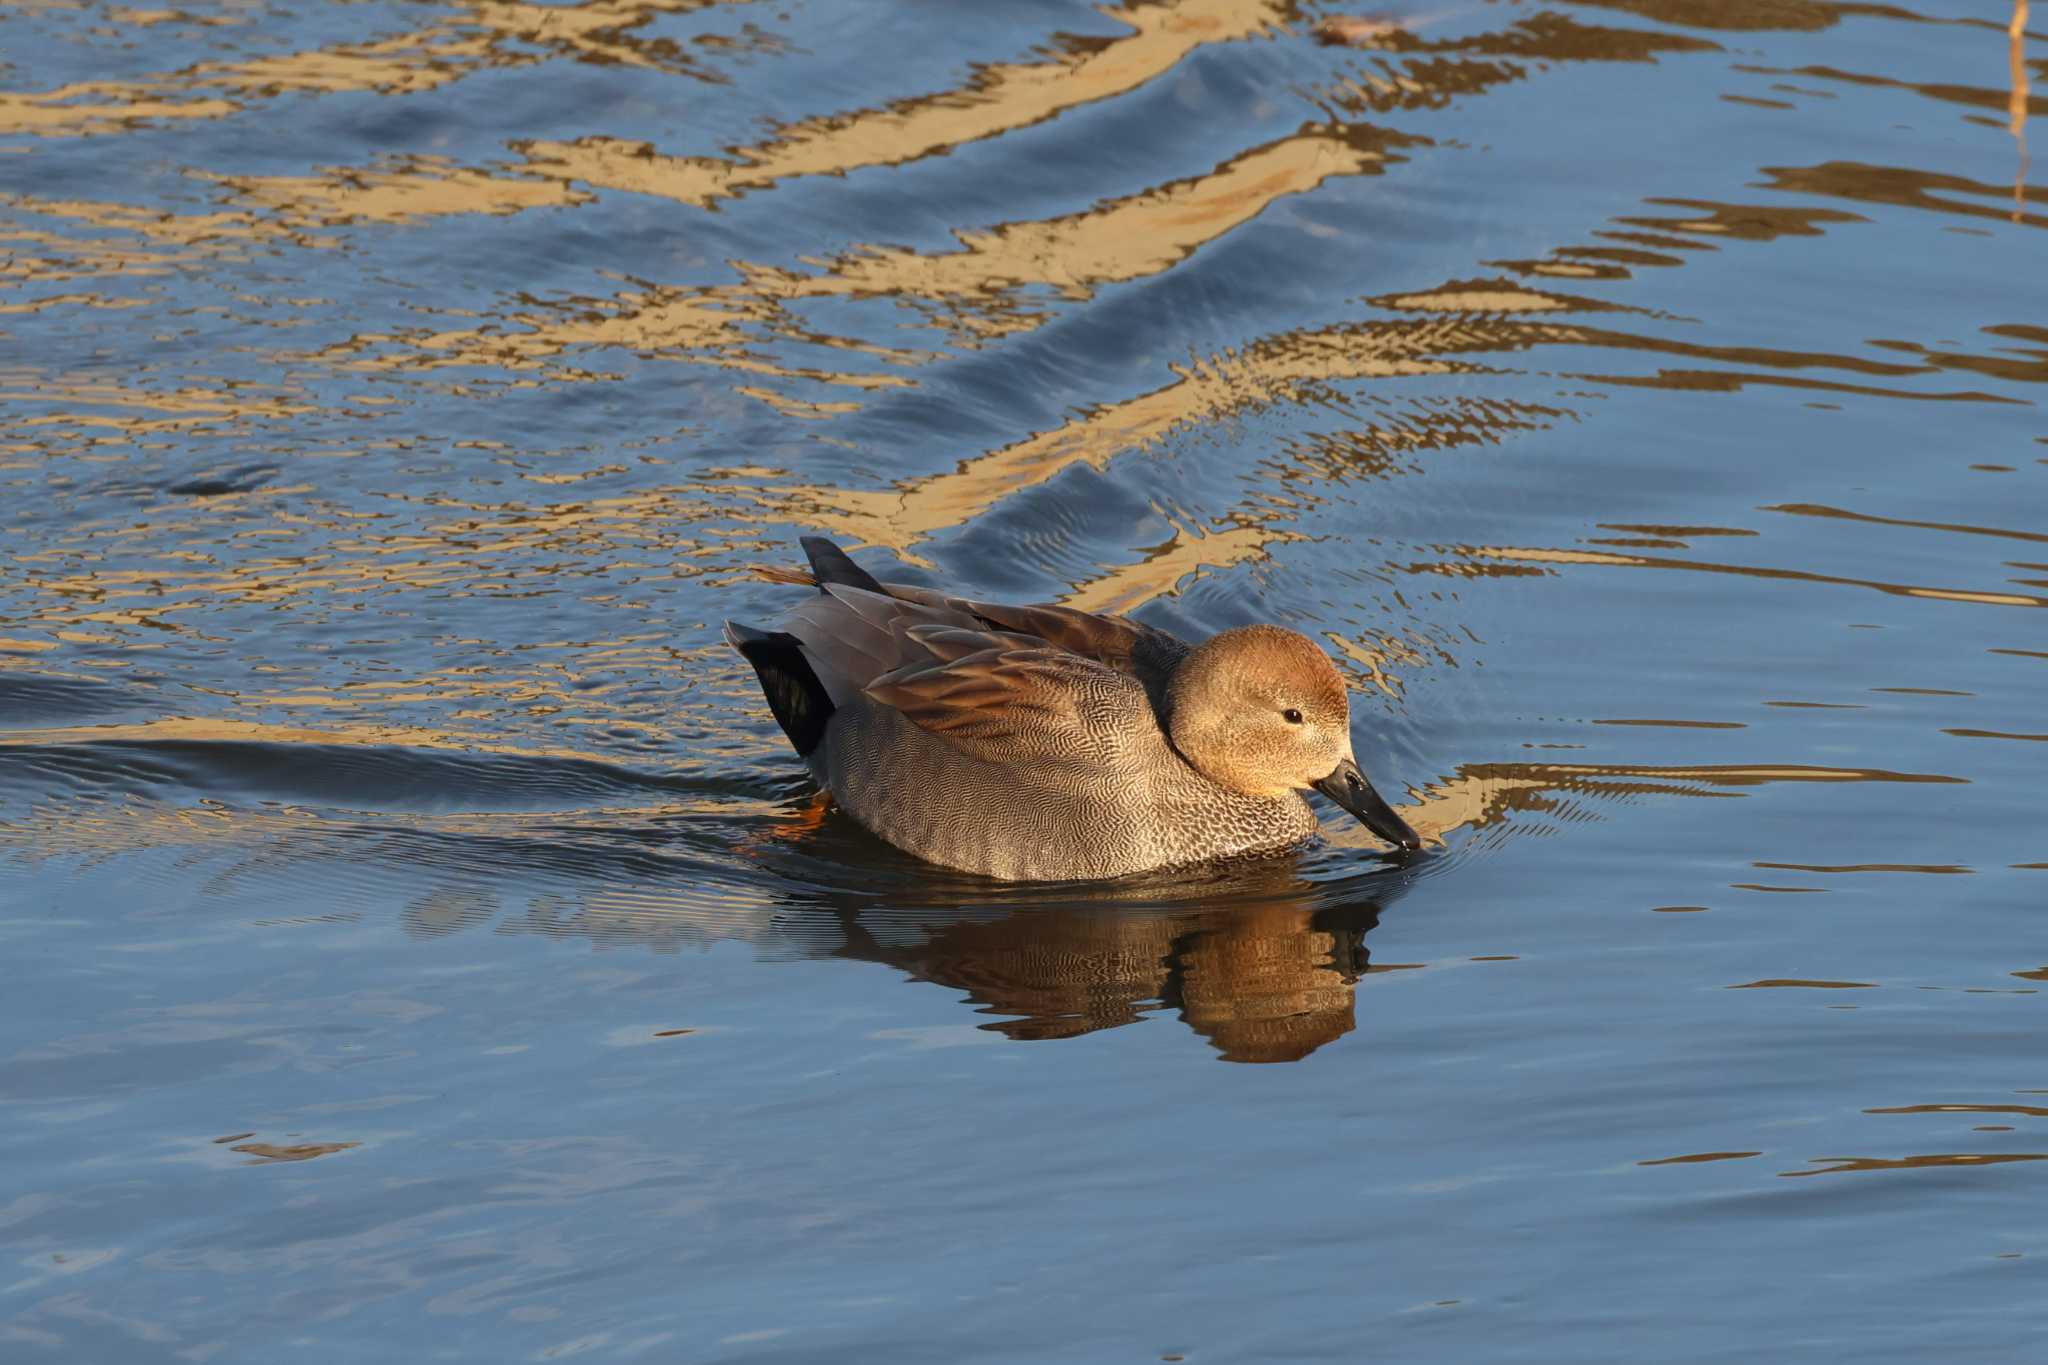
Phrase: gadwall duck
[{"left": 726, "top": 537, "right": 1422, "bottom": 881}]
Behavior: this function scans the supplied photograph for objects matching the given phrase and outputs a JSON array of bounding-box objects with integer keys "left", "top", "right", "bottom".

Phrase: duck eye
[{"left": 1282, "top": 708, "right": 1304, "bottom": 725}]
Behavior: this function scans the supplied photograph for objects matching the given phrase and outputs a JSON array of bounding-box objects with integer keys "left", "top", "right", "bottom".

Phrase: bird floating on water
[{"left": 725, "top": 536, "right": 1423, "bottom": 882}]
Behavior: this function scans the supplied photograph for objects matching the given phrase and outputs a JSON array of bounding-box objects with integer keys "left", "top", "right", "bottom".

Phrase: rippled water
[{"left": 3, "top": 0, "right": 2045, "bottom": 1358}]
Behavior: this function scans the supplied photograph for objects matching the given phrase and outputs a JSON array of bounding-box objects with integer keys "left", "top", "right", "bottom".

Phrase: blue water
[{"left": 3, "top": 1, "right": 2045, "bottom": 1359}]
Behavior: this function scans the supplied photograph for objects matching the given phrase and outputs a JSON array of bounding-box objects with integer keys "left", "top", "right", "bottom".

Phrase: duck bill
[{"left": 1312, "top": 759, "right": 1423, "bottom": 852}]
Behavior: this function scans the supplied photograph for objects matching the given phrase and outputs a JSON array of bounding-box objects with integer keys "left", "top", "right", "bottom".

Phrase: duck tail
[
  {"left": 724, "top": 621, "right": 834, "bottom": 758},
  {"left": 799, "top": 536, "right": 888, "bottom": 596}
]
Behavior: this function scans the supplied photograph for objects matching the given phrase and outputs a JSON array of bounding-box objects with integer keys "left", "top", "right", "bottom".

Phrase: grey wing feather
[{"left": 782, "top": 583, "right": 981, "bottom": 702}]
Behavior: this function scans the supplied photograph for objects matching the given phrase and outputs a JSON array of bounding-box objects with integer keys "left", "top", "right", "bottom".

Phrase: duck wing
[
  {"left": 767, "top": 537, "right": 1184, "bottom": 755},
  {"left": 862, "top": 637, "right": 1151, "bottom": 767},
  {"left": 874, "top": 585, "right": 1190, "bottom": 707},
  {"left": 782, "top": 582, "right": 987, "bottom": 703}
]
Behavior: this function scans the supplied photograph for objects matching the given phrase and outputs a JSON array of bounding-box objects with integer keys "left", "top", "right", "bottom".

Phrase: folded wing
[
  {"left": 863, "top": 641, "right": 1147, "bottom": 767},
  {"left": 767, "top": 539, "right": 1185, "bottom": 766}
]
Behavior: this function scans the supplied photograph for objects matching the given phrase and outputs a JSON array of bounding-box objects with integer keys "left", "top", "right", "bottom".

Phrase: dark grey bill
[{"left": 1312, "top": 759, "right": 1423, "bottom": 852}]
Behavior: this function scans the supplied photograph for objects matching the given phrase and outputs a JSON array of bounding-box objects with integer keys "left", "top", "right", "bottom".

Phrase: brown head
[{"left": 1166, "top": 624, "right": 1421, "bottom": 851}]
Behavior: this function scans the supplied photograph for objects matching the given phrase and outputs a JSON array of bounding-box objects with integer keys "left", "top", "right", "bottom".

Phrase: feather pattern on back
[{"left": 865, "top": 645, "right": 1147, "bottom": 766}]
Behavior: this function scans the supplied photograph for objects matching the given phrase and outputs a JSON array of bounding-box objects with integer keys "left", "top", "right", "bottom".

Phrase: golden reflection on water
[
  {"left": 1638, "top": 1151, "right": 1760, "bottom": 1166},
  {"left": 2015, "top": 0, "right": 2034, "bottom": 220},
  {"left": 739, "top": 124, "right": 1395, "bottom": 337},
  {"left": 1868, "top": 1102, "right": 2048, "bottom": 1118},
  {"left": 0, "top": 0, "right": 752, "bottom": 140},
  {"left": 315, "top": 119, "right": 1399, "bottom": 413},
  {"left": 1449, "top": 544, "right": 2048, "bottom": 611},
  {"left": 1781, "top": 1153, "right": 2048, "bottom": 1177},
  {"left": 519, "top": 0, "right": 1298, "bottom": 208},
  {"left": 1759, "top": 160, "right": 2044, "bottom": 232},
  {"left": 211, "top": 0, "right": 1826, "bottom": 436},
  {"left": 4, "top": 0, "right": 2027, "bottom": 636},
  {"left": 203, "top": 0, "right": 1694, "bottom": 236},
  {"left": 2, "top": 0, "right": 2042, "bottom": 933},
  {"left": 1753, "top": 861, "right": 1972, "bottom": 874},
  {"left": 775, "top": 315, "right": 1518, "bottom": 561},
  {"left": 1767, "top": 501, "right": 2048, "bottom": 547},
  {"left": 0, "top": 192, "right": 320, "bottom": 280},
  {"left": 0, "top": 373, "right": 318, "bottom": 429},
  {"left": 211, "top": 156, "right": 595, "bottom": 227},
  {"left": 242, "top": 9, "right": 1934, "bottom": 438},
  {"left": 0, "top": 715, "right": 652, "bottom": 762},
  {"left": 229, "top": 1139, "right": 360, "bottom": 1164},
  {"left": 1640, "top": 1149, "right": 2048, "bottom": 1177},
  {"left": 285, "top": 268, "right": 2020, "bottom": 618},
  {"left": 1729, "top": 978, "right": 1873, "bottom": 989},
  {"left": 1343, "top": 759, "right": 1966, "bottom": 855}
]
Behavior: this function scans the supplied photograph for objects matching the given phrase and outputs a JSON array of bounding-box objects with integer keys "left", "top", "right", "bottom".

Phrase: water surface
[{"left": 3, "top": 1, "right": 2046, "bottom": 1359}]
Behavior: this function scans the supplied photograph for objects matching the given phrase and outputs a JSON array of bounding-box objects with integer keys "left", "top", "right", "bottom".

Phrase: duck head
[{"left": 1165, "top": 624, "right": 1422, "bottom": 852}]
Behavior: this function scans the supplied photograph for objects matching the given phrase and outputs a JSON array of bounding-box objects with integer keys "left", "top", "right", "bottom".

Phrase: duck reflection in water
[
  {"left": 315, "top": 763, "right": 1418, "bottom": 1063},
  {"left": 837, "top": 895, "right": 1397, "bottom": 1064},
  {"left": 391, "top": 822, "right": 1410, "bottom": 1063},
  {"left": 773, "top": 842, "right": 1417, "bottom": 1064}
]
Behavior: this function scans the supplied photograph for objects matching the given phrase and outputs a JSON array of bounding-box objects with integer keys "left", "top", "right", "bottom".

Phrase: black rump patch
[{"left": 724, "top": 621, "right": 833, "bottom": 758}]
